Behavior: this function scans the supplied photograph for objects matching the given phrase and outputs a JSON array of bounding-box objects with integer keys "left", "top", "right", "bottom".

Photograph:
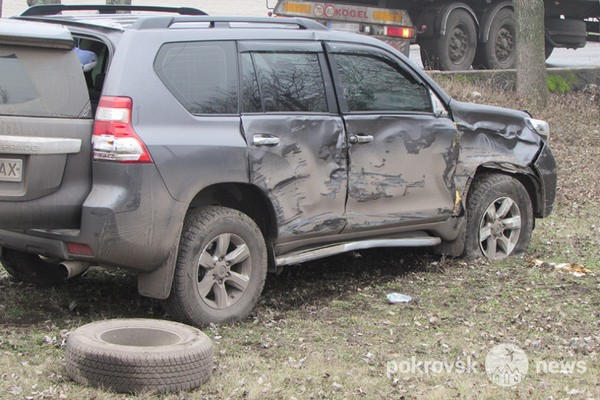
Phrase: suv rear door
[
  {"left": 0, "top": 20, "right": 92, "bottom": 229},
  {"left": 239, "top": 41, "right": 348, "bottom": 242}
]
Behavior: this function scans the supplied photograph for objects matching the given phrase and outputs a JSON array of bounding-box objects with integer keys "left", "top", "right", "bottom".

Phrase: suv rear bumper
[{"left": 0, "top": 163, "right": 186, "bottom": 273}]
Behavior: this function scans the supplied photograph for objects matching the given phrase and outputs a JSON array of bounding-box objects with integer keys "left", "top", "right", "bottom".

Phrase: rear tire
[
  {"left": 474, "top": 9, "right": 516, "bottom": 69},
  {"left": 0, "top": 248, "right": 66, "bottom": 286},
  {"left": 465, "top": 174, "right": 533, "bottom": 260},
  {"left": 165, "top": 206, "right": 268, "bottom": 327}
]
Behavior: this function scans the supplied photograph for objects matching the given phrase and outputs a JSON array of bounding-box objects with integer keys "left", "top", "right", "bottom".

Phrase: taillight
[
  {"left": 384, "top": 26, "right": 415, "bottom": 39},
  {"left": 92, "top": 96, "right": 153, "bottom": 163}
]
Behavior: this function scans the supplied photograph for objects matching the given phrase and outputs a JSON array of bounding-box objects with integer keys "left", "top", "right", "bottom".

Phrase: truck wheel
[
  {"left": 66, "top": 319, "right": 213, "bottom": 393},
  {"left": 0, "top": 248, "right": 66, "bottom": 286},
  {"left": 430, "top": 9, "right": 478, "bottom": 71},
  {"left": 165, "top": 206, "right": 268, "bottom": 327},
  {"left": 465, "top": 174, "right": 533, "bottom": 260},
  {"left": 475, "top": 9, "right": 516, "bottom": 69}
]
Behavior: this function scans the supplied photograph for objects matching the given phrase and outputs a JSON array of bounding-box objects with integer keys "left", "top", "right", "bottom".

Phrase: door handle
[
  {"left": 348, "top": 134, "right": 374, "bottom": 145},
  {"left": 252, "top": 134, "right": 280, "bottom": 147}
]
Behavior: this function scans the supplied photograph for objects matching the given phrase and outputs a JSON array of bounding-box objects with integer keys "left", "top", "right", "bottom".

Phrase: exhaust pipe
[{"left": 59, "top": 261, "right": 90, "bottom": 280}]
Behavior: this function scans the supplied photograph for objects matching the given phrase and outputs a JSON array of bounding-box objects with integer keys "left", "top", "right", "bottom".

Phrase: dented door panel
[
  {"left": 242, "top": 115, "right": 348, "bottom": 241},
  {"left": 343, "top": 114, "right": 459, "bottom": 231}
]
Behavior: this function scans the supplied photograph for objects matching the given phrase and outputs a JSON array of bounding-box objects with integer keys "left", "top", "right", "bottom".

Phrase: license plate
[{"left": 0, "top": 158, "right": 23, "bottom": 182}]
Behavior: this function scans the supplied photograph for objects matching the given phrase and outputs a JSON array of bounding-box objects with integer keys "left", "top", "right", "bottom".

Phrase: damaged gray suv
[{"left": 0, "top": 5, "right": 556, "bottom": 326}]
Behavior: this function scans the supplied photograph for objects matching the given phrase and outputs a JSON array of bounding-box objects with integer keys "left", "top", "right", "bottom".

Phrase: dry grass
[{"left": 1, "top": 82, "right": 599, "bottom": 399}]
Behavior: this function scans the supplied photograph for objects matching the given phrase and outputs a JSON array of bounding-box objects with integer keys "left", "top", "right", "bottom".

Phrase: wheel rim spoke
[
  {"left": 496, "top": 198, "right": 514, "bottom": 218},
  {"left": 225, "top": 243, "right": 250, "bottom": 266},
  {"left": 497, "top": 236, "right": 511, "bottom": 254},
  {"left": 486, "top": 237, "right": 497, "bottom": 258},
  {"left": 227, "top": 271, "right": 250, "bottom": 291},
  {"left": 198, "top": 250, "right": 215, "bottom": 269},
  {"left": 215, "top": 233, "right": 231, "bottom": 258},
  {"left": 213, "top": 282, "right": 229, "bottom": 308},
  {"left": 502, "top": 216, "right": 521, "bottom": 230},
  {"left": 480, "top": 225, "right": 492, "bottom": 241},
  {"left": 485, "top": 205, "right": 497, "bottom": 221},
  {"left": 197, "top": 274, "right": 215, "bottom": 298}
]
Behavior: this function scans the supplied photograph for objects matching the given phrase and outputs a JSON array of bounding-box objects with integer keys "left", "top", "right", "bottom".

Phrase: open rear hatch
[{"left": 0, "top": 19, "right": 92, "bottom": 230}]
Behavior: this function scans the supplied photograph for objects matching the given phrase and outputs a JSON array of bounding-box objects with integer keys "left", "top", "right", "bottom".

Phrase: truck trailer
[{"left": 271, "top": 0, "right": 600, "bottom": 70}]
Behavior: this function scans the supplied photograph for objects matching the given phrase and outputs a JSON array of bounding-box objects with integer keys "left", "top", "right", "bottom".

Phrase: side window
[
  {"left": 333, "top": 53, "right": 432, "bottom": 113},
  {"left": 154, "top": 41, "right": 238, "bottom": 115},
  {"left": 250, "top": 52, "right": 328, "bottom": 113}
]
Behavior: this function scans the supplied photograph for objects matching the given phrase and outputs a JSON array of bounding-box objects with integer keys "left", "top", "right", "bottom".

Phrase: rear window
[
  {"left": 154, "top": 41, "right": 238, "bottom": 115},
  {"left": 0, "top": 46, "right": 91, "bottom": 118}
]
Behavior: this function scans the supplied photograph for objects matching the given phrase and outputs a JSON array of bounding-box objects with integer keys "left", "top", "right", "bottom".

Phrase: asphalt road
[
  {"left": 2, "top": 0, "right": 599, "bottom": 69},
  {"left": 409, "top": 42, "right": 600, "bottom": 69}
]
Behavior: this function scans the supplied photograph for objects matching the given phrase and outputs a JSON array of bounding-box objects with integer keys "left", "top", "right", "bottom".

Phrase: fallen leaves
[{"left": 529, "top": 259, "right": 593, "bottom": 277}]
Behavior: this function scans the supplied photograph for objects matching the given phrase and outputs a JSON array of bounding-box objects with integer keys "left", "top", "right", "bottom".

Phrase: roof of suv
[{"left": 15, "top": 4, "right": 327, "bottom": 32}]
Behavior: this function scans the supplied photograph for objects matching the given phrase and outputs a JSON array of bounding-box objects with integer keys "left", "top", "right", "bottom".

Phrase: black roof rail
[
  {"left": 133, "top": 16, "right": 328, "bottom": 31},
  {"left": 20, "top": 4, "right": 207, "bottom": 17}
]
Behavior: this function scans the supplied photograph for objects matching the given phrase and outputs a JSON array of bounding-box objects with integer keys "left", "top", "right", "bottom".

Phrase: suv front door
[
  {"left": 326, "top": 42, "right": 459, "bottom": 233},
  {"left": 239, "top": 41, "right": 347, "bottom": 243}
]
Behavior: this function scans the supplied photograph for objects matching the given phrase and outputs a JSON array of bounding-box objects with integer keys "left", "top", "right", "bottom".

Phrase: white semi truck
[{"left": 271, "top": 0, "right": 600, "bottom": 70}]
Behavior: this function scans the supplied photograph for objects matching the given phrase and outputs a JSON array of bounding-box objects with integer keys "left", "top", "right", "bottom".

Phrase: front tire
[
  {"left": 165, "top": 206, "right": 268, "bottom": 327},
  {"left": 1, "top": 248, "right": 66, "bottom": 286},
  {"left": 465, "top": 174, "right": 533, "bottom": 260}
]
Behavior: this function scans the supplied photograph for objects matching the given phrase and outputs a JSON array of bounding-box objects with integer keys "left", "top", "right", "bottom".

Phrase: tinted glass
[
  {"left": 334, "top": 53, "right": 432, "bottom": 112},
  {"left": 155, "top": 41, "right": 238, "bottom": 114},
  {"left": 252, "top": 52, "right": 327, "bottom": 113},
  {"left": 240, "top": 53, "right": 262, "bottom": 113},
  {"left": 0, "top": 47, "right": 91, "bottom": 118}
]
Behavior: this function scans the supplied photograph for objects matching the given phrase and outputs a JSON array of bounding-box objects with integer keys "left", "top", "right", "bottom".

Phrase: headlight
[{"left": 526, "top": 118, "right": 550, "bottom": 140}]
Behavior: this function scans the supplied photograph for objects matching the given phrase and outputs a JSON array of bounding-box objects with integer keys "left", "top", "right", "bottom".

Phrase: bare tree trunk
[
  {"left": 27, "top": 0, "right": 61, "bottom": 6},
  {"left": 514, "top": 0, "right": 548, "bottom": 107}
]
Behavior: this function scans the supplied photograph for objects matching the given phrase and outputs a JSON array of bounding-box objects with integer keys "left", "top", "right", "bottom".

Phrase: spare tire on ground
[{"left": 65, "top": 319, "right": 213, "bottom": 393}]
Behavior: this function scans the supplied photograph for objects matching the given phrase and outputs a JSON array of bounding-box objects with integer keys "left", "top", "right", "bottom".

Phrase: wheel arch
[
  {"left": 440, "top": 2, "right": 479, "bottom": 37},
  {"left": 466, "top": 164, "right": 544, "bottom": 219},
  {"left": 187, "top": 182, "right": 278, "bottom": 242}
]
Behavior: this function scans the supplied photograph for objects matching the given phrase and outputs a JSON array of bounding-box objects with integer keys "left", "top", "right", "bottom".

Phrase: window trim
[{"left": 324, "top": 41, "right": 435, "bottom": 116}]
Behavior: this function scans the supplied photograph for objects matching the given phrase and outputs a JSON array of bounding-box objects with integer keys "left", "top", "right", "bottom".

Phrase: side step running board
[{"left": 275, "top": 236, "right": 441, "bottom": 266}]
